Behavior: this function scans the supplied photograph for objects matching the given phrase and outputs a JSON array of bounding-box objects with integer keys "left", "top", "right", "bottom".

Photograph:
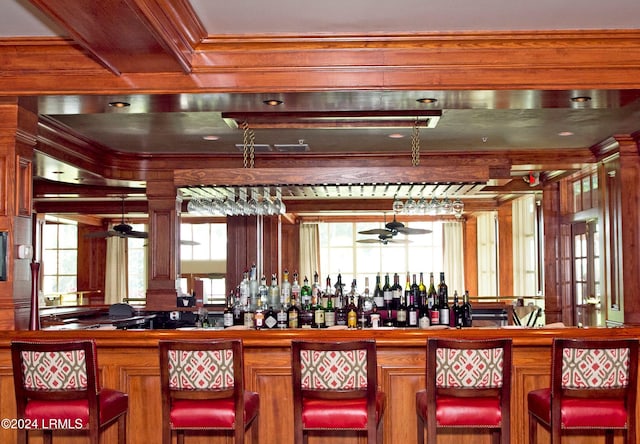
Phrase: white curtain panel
[
  {"left": 299, "top": 223, "right": 320, "bottom": 284},
  {"left": 477, "top": 212, "right": 498, "bottom": 297},
  {"left": 105, "top": 236, "right": 128, "bottom": 305},
  {"left": 443, "top": 221, "right": 465, "bottom": 297}
]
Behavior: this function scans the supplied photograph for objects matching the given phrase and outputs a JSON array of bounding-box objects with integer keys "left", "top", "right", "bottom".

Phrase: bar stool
[
  {"left": 291, "top": 339, "right": 385, "bottom": 443},
  {"left": 528, "top": 338, "right": 638, "bottom": 444},
  {"left": 416, "top": 338, "right": 512, "bottom": 444},
  {"left": 158, "top": 339, "right": 259, "bottom": 444},
  {"left": 11, "top": 339, "right": 128, "bottom": 444}
]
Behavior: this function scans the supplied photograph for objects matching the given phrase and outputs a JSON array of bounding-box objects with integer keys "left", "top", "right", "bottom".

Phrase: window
[
  {"left": 318, "top": 221, "right": 444, "bottom": 289},
  {"left": 43, "top": 221, "right": 78, "bottom": 304},
  {"left": 127, "top": 224, "right": 147, "bottom": 301},
  {"left": 477, "top": 212, "right": 497, "bottom": 297},
  {"left": 180, "top": 223, "right": 227, "bottom": 304}
]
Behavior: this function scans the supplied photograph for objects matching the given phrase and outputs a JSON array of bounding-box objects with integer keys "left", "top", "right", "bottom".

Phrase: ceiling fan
[
  {"left": 356, "top": 233, "right": 411, "bottom": 245},
  {"left": 85, "top": 198, "right": 148, "bottom": 240},
  {"left": 358, "top": 214, "right": 432, "bottom": 238}
]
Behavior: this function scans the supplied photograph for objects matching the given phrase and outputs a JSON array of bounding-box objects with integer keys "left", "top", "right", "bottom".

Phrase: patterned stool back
[
  {"left": 300, "top": 348, "right": 369, "bottom": 390},
  {"left": 560, "top": 344, "right": 631, "bottom": 389},
  {"left": 435, "top": 346, "right": 505, "bottom": 389},
  {"left": 20, "top": 349, "right": 89, "bottom": 390},
  {"left": 167, "top": 348, "right": 235, "bottom": 390}
]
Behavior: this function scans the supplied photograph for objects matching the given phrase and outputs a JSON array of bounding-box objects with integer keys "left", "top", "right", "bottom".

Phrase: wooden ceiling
[{"left": 2, "top": 0, "right": 640, "bottom": 218}]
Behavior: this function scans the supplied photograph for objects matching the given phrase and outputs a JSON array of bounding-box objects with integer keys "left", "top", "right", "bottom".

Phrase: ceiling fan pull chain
[
  {"left": 411, "top": 118, "right": 420, "bottom": 166},
  {"left": 241, "top": 120, "right": 255, "bottom": 168}
]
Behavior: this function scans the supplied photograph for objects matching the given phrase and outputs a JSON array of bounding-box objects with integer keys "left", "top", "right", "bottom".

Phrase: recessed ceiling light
[
  {"left": 202, "top": 135, "right": 220, "bottom": 141},
  {"left": 108, "top": 101, "right": 130, "bottom": 108},
  {"left": 570, "top": 96, "right": 591, "bottom": 103},
  {"left": 51, "top": 171, "right": 64, "bottom": 174},
  {"left": 388, "top": 133, "right": 405, "bottom": 139},
  {"left": 558, "top": 131, "right": 574, "bottom": 136},
  {"left": 416, "top": 98, "right": 437, "bottom": 104},
  {"left": 263, "top": 99, "right": 283, "bottom": 106}
]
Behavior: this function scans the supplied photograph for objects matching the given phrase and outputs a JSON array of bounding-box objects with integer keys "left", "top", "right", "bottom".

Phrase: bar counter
[{"left": 0, "top": 326, "right": 637, "bottom": 444}]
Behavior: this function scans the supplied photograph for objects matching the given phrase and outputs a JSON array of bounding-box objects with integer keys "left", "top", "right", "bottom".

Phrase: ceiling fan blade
[
  {"left": 84, "top": 231, "right": 110, "bottom": 238},
  {"left": 397, "top": 227, "right": 432, "bottom": 235},
  {"left": 358, "top": 228, "right": 391, "bottom": 235},
  {"left": 357, "top": 238, "right": 385, "bottom": 243},
  {"left": 127, "top": 231, "right": 148, "bottom": 238}
]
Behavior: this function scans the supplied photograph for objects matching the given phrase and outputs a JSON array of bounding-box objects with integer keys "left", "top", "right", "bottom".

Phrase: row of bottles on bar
[{"left": 223, "top": 264, "right": 473, "bottom": 329}]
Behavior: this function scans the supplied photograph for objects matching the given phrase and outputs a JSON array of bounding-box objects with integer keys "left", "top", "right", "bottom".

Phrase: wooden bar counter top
[{"left": 0, "top": 326, "right": 637, "bottom": 444}]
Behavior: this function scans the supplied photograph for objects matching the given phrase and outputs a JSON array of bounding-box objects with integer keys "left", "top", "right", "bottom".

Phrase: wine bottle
[
  {"left": 382, "top": 273, "right": 392, "bottom": 310},
  {"left": 438, "top": 272, "right": 449, "bottom": 325},
  {"left": 427, "top": 272, "right": 437, "bottom": 312},
  {"left": 408, "top": 284, "right": 418, "bottom": 328},
  {"left": 418, "top": 301, "right": 430, "bottom": 329},
  {"left": 418, "top": 272, "right": 427, "bottom": 309},
  {"left": 452, "top": 291, "right": 462, "bottom": 328},
  {"left": 373, "top": 274, "right": 384, "bottom": 309},
  {"left": 391, "top": 272, "right": 402, "bottom": 310},
  {"left": 462, "top": 290, "right": 473, "bottom": 327}
]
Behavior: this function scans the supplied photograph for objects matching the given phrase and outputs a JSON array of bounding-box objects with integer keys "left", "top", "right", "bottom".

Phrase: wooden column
[
  {"left": 463, "top": 216, "right": 478, "bottom": 296},
  {"left": 0, "top": 98, "right": 37, "bottom": 330},
  {"left": 542, "top": 181, "right": 565, "bottom": 324},
  {"left": 497, "top": 203, "right": 513, "bottom": 296},
  {"left": 145, "top": 175, "right": 181, "bottom": 310},
  {"left": 617, "top": 136, "right": 640, "bottom": 325}
]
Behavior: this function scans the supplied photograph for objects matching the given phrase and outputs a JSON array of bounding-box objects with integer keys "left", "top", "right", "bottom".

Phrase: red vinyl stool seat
[
  {"left": 528, "top": 338, "right": 639, "bottom": 444},
  {"left": 159, "top": 339, "right": 259, "bottom": 444},
  {"left": 11, "top": 339, "right": 128, "bottom": 444},
  {"left": 292, "top": 340, "right": 385, "bottom": 443},
  {"left": 416, "top": 338, "right": 512, "bottom": 444}
]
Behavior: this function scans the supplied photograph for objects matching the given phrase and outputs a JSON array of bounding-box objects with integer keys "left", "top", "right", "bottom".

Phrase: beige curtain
[
  {"left": 512, "top": 195, "right": 537, "bottom": 296},
  {"left": 477, "top": 211, "right": 498, "bottom": 297},
  {"left": 299, "top": 223, "right": 320, "bottom": 283},
  {"left": 443, "top": 221, "right": 465, "bottom": 297},
  {"left": 104, "top": 236, "right": 127, "bottom": 305}
]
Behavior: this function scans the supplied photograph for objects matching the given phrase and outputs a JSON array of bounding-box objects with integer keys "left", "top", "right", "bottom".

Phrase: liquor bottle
[
  {"left": 249, "top": 263, "right": 259, "bottom": 309},
  {"left": 232, "top": 288, "right": 244, "bottom": 326},
  {"left": 382, "top": 273, "right": 392, "bottom": 310},
  {"left": 264, "top": 305, "right": 278, "bottom": 329},
  {"left": 258, "top": 275, "right": 269, "bottom": 309},
  {"left": 391, "top": 273, "right": 403, "bottom": 310},
  {"left": 383, "top": 305, "right": 396, "bottom": 327},
  {"left": 301, "top": 276, "right": 312, "bottom": 307},
  {"left": 287, "top": 298, "right": 300, "bottom": 328},
  {"left": 357, "top": 296, "right": 368, "bottom": 329},
  {"left": 418, "top": 272, "right": 427, "bottom": 309},
  {"left": 347, "top": 294, "right": 358, "bottom": 329},
  {"left": 239, "top": 270, "right": 250, "bottom": 307},
  {"left": 291, "top": 272, "right": 301, "bottom": 303},
  {"left": 408, "top": 287, "right": 419, "bottom": 328},
  {"left": 312, "top": 292, "right": 325, "bottom": 328},
  {"left": 462, "top": 290, "right": 473, "bottom": 327},
  {"left": 268, "top": 273, "right": 280, "bottom": 309},
  {"left": 244, "top": 300, "right": 255, "bottom": 329},
  {"left": 369, "top": 302, "right": 381, "bottom": 328},
  {"left": 277, "top": 304, "right": 288, "bottom": 328},
  {"left": 373, "top": 274, "right": 384, "bottom": 309},
  {"left": 449, "top": 290, "right": 457, "bottom": 328},
  {"left": 438, "top": 272, "right": 450, "bottom": 325},
  {"left": 334, "top": 273, "right": 347, "bottom": 326},
  {"left": 324, "top": 276, "right": 336, "bottom": 327},
  {"left": 311, "top": 272, "right": 322, "bottom": 307},
  {"left": 223, "top": 291, "right": 234, "bottom": 328},
  {"left": 253, "top": 299, "right": 264, "bottom": 329},
  {"left": 281, "top": 269, "right": 291, "bottom": 308},
  {"left": 349, "top": 279, "right": 360, "bottom": 309},
  {"left": 324, "top": 275, "right": 334, "bottom": 308},
  {"left": 418, "top": 301, "right": 430, "bottom": 329},
  {"left": 361, "top": 276, "right": 374, "bottom": 312},
  {"left": 299, "top": 297, "right": 313, "bottom": 329}
]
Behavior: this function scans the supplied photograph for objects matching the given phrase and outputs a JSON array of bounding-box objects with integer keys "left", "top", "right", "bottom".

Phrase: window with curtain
[
  {"left": 42, "top": 220, "right": 78, "bottom": 304},
  {"left": 476, "top": 212, "right": 498, "bottom": 297},
  {"left": 512, "top": 195, "right": 539, "bottom": 296},
  {"left": 127, "top": 224, "right": 147, "bottom": 301},
  {"left": 318, "top": 221, "right": 445, "bottom": 290}
]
